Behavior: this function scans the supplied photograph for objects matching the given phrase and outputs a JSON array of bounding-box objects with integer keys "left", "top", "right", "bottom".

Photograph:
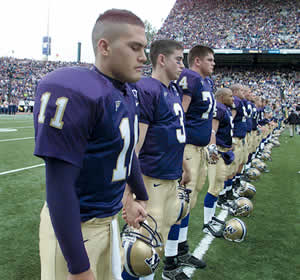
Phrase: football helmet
[
  {"left": 245, "top": 167, "right": 261, "bottom": 180},
  {"left": 271, "top": 140, "right": 280, "bottom": 147},
  {"left": 260, "top": 152, "right": 271, "bottom": 161},
  {"left": 121, "top": 214, "right": 164, "bottom": 277},
  {"left": 238, "top": 182, "right": 256, "bottom": 199},
  {"left": 251, "top": 159, "right": 267, "bottom": 172},
  {"left": 223, "top": 218, "right": 247, "bottom": 242},
  {"left": 229, "top": 197, "right": 253, "bottom": 217},
  {"left": 176, "top": 185, "right": 191, "bottom": 221},
  {"left": 265, "top": 143, "right": 273, "bottom": 150}
]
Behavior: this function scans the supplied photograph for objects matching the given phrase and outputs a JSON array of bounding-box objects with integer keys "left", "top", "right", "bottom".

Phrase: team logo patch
[
  {"left": 144, "top": 252, "right": 160, "bottom": 273},
  {"left": 225, "top": 225, "right": 237, "bottom": 235},
  {"left": 115, "top": 100, "right": 121, "bottom": 112}
]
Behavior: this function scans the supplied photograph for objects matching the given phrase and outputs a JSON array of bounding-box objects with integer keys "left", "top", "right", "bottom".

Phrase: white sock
[
  {"left": 178, "top": 227, "right": 188, "bottom": 243},
  {"left": 204, "top": 206, "right": 215, "bottom": 224},
  {"left": 164, "top": 240, "right": 178, "bottom": 257}
]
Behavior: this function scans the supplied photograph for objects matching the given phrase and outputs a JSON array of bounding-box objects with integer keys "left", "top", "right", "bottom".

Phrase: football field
[{"left": 0, "top": 114, "right": 299, "bottom": 280}]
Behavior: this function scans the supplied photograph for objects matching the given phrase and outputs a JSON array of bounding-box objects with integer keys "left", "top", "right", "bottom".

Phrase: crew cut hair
[
  {"left": 150, "top": 39, "right": 183, "bottom": 68},
  {"left": 188, "top": 45, "right": 214, "bottom": 67},
  {"left": 92, "top": 9, "right": 145, "bottom": 55}
]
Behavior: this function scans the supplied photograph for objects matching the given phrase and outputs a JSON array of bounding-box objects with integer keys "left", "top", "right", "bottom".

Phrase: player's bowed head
[{"left": 92, "top": 9, "right": 148, "bottom": 84}]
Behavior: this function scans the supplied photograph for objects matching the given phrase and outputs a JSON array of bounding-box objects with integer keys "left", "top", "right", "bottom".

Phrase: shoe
[
  {"left": 177, "top": 252, "right": 206, "bottom": 269},
  {"left": 211, "top": 216, "right": 226, "bottom": 226},
  {"left": 202, "top": 222, "right": 224, "bottom": 238},
  {"left": 264, "top": 169, "right": 270, "bottom": 173},
  {"left": 217, "top": 199, "right": 232, "bottom": 210},
  {"left": 226, "top": 189, "right": 236, "bottom": 201},
  {"left": 162, "top": 266, "right": 190, "bottom": 280}
]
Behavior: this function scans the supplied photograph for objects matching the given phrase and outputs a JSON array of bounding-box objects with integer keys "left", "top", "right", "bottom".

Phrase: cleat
[
  {"left": 177, "top": 252, "right": 206, "bottom": 269},
  {"left": 211, "top": 216, "right": 226, "bottom": 226},
  {"left": 162, "top": 266, "right": 190, "bottom": 280},
  {"left": 202, "top": 222, "right": 224, "bottom": 238},
  {"left": 217, "top": 199, "right": 232, "bottom": 210}
]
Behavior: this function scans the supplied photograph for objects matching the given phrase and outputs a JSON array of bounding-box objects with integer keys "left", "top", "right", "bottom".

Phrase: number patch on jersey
[
  {"left": 38, "top": 92, "right": 69, "bottom": 129},
  {"left": 178, "top": 76, "right": 188, "bottom": 90},
  {"left": 202, "top": 91, "right": 214, "bottom": 119},
  {"left": 173, "top": 103, "right": 186, "bottom": 143},
  {"left": 112, "top": 115, "right": 138, "bottom": 182}
]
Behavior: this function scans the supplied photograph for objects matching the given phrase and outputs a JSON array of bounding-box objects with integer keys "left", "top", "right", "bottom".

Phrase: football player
[
  {"left": 230, "top": 84, "right": 248, "bottom": 193},
  {"left": 177, "top": 46, "right": 220, "bottom": 239},
  {"left": 204, "top": 88, "right": 234, "bottom": 236},
  {"left": 122, "top": 39, "right": 192, "bottom": 280},
  {"left": 34, "top": 9, "right": 149, "bottom": 280}
]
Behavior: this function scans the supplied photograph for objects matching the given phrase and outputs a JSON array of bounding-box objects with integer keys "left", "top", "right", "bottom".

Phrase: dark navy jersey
[
  {"left": 232, "top": 96, "right": 247, "bottom": 138},
  {"left": 34, "top": 66, "right": 139, "bottom": 221},
  {"left": 136, "top": 77, "right": 185, "bottom": 180},
  {"left": 251, "top": 103, "right": 258, "bottom": 130},
  {"left": 177, "top": 69, "right": 215, "bottom": 146},
  {"left": 215, "top": 102, "right": 233, "bottom": 148},
  {"left": 243, "top": 99, "right": 253, "bottom": 132}
]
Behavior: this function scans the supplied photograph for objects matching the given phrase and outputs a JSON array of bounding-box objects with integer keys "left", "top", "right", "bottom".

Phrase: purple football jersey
[
  {"left": 136, "top": 77, "right": 185, "bottom": 180},
  {"left": 177, "top": 69, "right": 216, "bottom": 146},
  {"left": 34, "top": 66, "right": 139, "bottom": 221},
  {"left": 232, "top": 96, "right": 247, "bottom": 138},
  {"left": 214, "top": 102, "right": 233, "bottom": 148}
]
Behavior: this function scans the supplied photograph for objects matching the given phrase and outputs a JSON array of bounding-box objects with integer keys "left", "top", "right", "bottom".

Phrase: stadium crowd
[
  {"left": 0, "top": 57, "right": 299, "bottom": 114},
  {"left": 155, "top": 0, "right": 300, "bottom": 49}
]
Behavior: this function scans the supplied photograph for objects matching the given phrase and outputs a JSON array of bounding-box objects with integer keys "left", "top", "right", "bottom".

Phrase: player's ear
[
  {"left": 194, "top": 57, "right": 201, "bottom": 66},
  {"left": 97, "top": 38, "right": 110, "bottom": 56},
  {"left": 157, "top": 54, "right": 166, "bottom": 67}
]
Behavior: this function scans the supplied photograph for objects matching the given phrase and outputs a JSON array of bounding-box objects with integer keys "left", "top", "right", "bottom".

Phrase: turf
[{"left": 0, "top": 115, "right": 299, "bottom": 280}]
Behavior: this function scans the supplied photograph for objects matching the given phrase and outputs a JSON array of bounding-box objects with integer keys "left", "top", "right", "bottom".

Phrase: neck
[
  {"left": 190, "top": 65, "right": 207, "bottom": 78},
  {"left": 152, "top": 69, "right": 171, "bottom": 87},
  {"left": 95, "top": 59, "right": 121, "bottom": 82}
]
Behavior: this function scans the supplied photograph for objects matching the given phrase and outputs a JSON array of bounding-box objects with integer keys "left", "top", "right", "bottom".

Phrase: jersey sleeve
[
  {"left": 214, "top": 103, "right": 224, "bottom": 122},
  {"left": 177, "top": 74, "right": 199, "bottom": 98},
  {"left": 138, "top": 86, "right": 158, "bottom": 125},
  {"left": 34, "top": 81, "right": 100, "bottom": 168}
]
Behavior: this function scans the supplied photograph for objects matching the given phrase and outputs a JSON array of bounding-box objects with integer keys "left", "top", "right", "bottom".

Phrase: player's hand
[
  {"left": 122, "top": 196, "right": 147, "bottom": 229},
  {"left": 207, "top": 144, "right": 219, "bottom": 164},
  {"left": 67, "top": 269, "right": 95, "bottom": 280},
  {"left": 180, "top": 167, "right": 191, "bottom": 185}
]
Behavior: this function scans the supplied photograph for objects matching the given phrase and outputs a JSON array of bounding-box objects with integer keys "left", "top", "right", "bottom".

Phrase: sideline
[
  {"left": 0, "top": 137, "right": 34, "bottom": 142},
  {"left": 0, "top": 163, "right": 45, "bottom": 176}
]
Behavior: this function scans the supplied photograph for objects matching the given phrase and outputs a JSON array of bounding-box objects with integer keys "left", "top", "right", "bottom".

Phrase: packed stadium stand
[
  {"left": 155, "top": 0, "right": 300, "bottom": 49},
  {"left": 0, "top": 0, "right": 299, "bottom": 113}
]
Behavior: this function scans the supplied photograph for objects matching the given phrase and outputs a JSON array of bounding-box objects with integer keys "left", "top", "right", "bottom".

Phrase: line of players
[
  {"left": 33, "top": 11, "right": 284, "bottom": 280},
  {"left": 121, "top": 40, "right": 283, "bottom": 280}
]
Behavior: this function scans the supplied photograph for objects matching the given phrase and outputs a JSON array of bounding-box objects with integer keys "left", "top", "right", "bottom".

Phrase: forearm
[
  {"left": 45, "top": 158, "right": 90, "bottom": 275},
  {"left": 127, "top": 153, "right": 148, "bottom": 201}
]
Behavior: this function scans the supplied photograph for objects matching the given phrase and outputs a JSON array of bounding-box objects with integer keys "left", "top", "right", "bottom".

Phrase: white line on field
[
  {"left": 0, "top": 137, "right": 34, "bottom": 142},
  {"left": 10, "top": 126, "right": 33, "bottom": 129},
  {"left": 183, "top": 209, "right": 228, "bottom": 277},
  {"left": 0, "top": 163, "right": 45, "bottom": 176}
]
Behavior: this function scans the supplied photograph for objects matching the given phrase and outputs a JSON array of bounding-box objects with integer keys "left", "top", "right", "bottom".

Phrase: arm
[
  {"left": 135, "top": 122, "right": 149, "bottom": 156},
  {"left": 45, "top": 157, "right": 95, "bottom": 280},
  {"left": 231, "top": 108, "right": 237, "bottom": 120},
  {"left": 207, "top": 119, "right": 220, "bottom": 163},
  {"left": 181, "top": 94, "right": 192, "bottom": 113},
  {"left": 180, "top": 158, "right": 191, "bottom": 185},
  {"left": 209, "top": 118, "right": 219, "bottom": 145},
  {"left": 123, "top": 141, "right": 149, "bottom": 228}
]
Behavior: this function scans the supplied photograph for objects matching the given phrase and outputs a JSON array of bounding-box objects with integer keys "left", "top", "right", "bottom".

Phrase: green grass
[{"left": 0, "top": 116, "right": 299, "bottom": 280}]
